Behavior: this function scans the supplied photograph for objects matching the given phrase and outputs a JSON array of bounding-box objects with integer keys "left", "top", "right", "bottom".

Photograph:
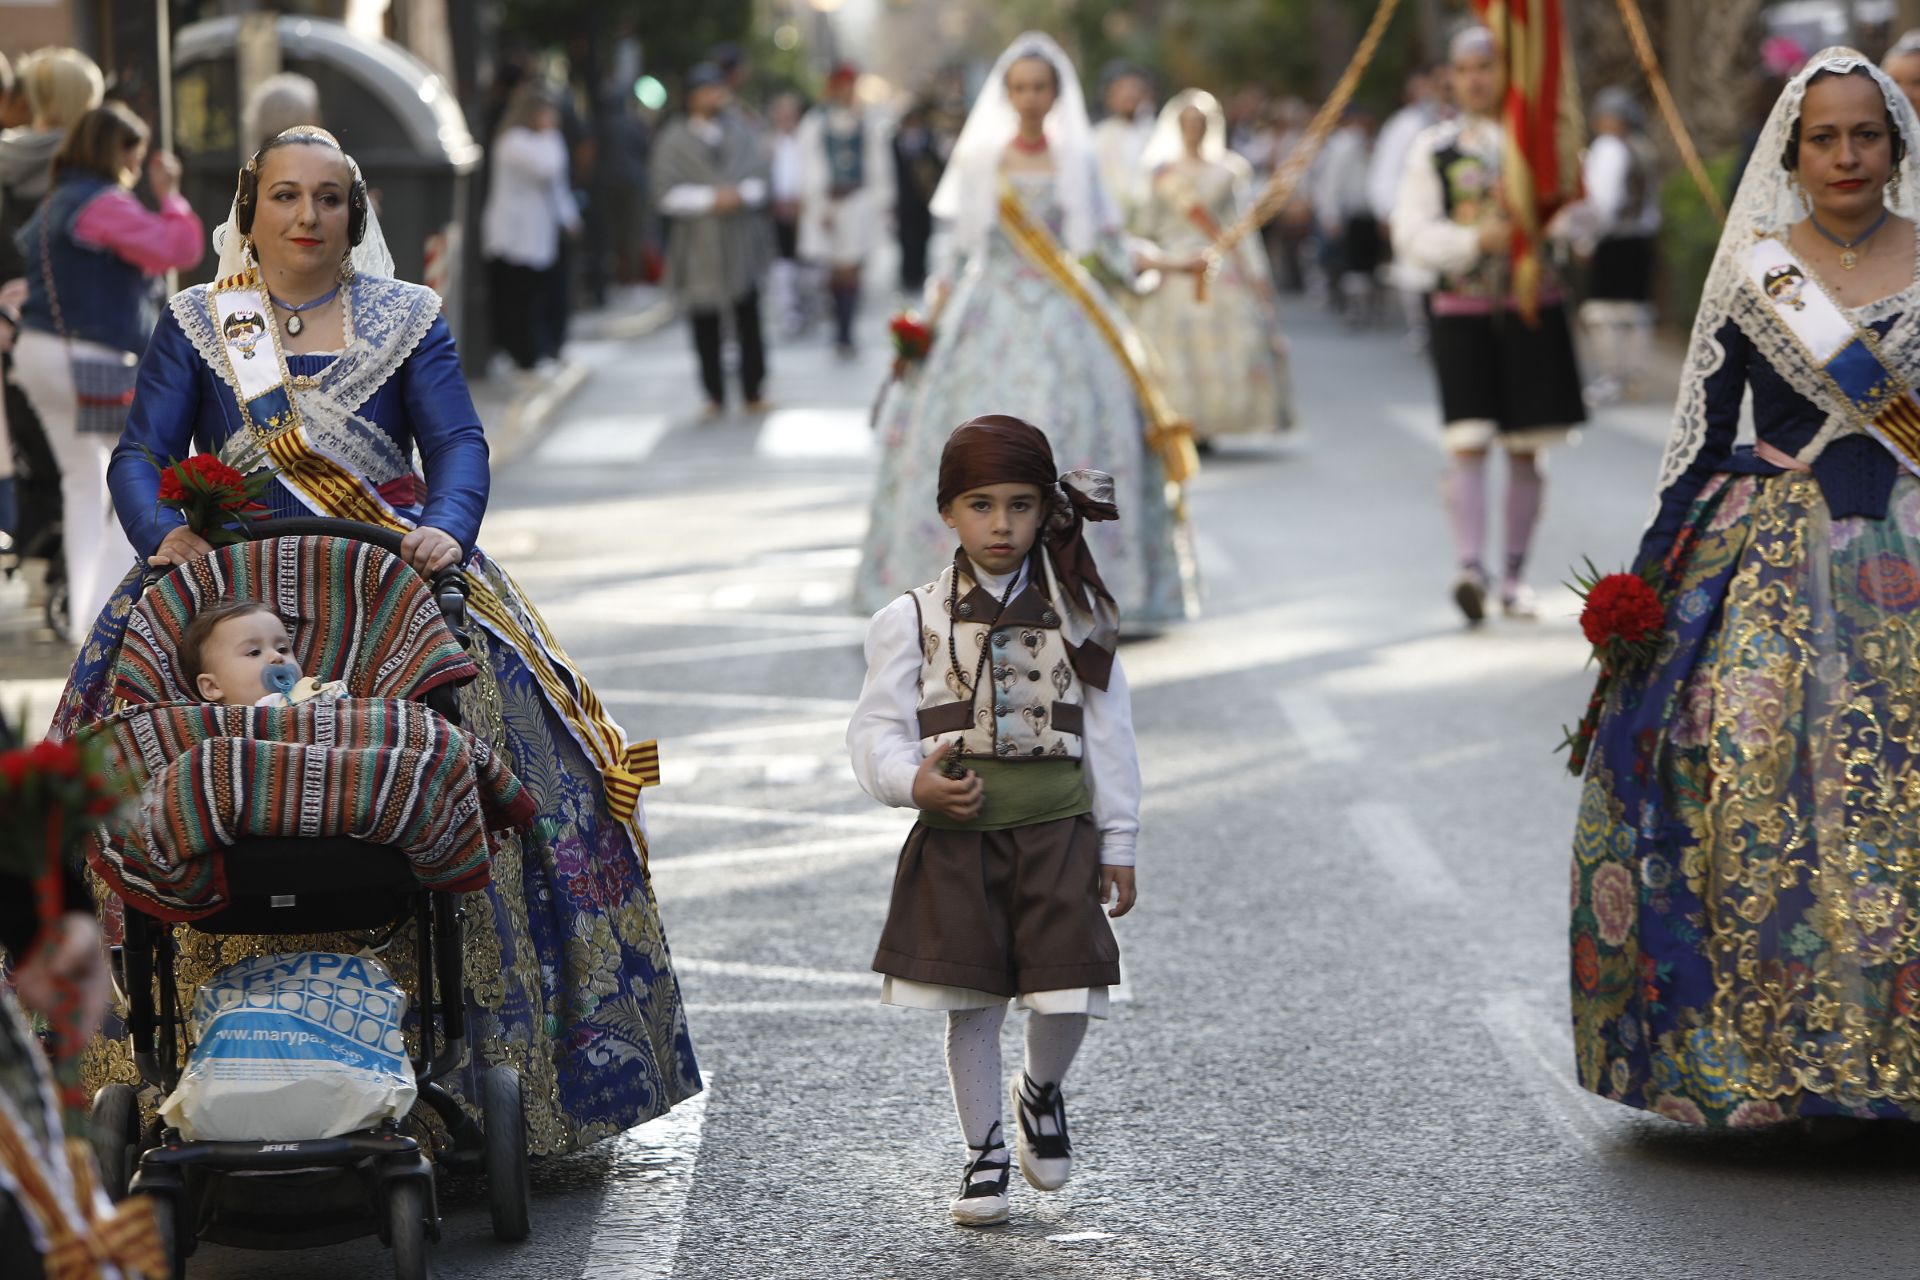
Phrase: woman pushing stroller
[{"left": 54, "top": 125, "right": 700, "bottom": 1155}]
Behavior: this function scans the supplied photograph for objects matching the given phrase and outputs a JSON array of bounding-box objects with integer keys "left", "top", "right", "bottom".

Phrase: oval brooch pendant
[{"left": 285, "top": 313, "right": 304, "bottom": 336}]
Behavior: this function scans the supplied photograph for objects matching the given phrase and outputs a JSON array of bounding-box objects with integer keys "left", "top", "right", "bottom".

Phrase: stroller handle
[{"left": 145, "top": 516, "right": 470, "bottom": 632}]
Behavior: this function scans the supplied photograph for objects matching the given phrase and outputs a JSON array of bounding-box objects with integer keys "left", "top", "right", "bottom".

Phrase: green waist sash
[{"left": 918, "top": 758, "right": 1091, "bottom": 832}]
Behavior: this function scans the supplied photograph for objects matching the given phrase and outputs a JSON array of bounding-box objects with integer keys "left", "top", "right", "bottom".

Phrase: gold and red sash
[
  {"left": 996, "top": 181, "right": 1200, "bottom": 487},
  {"left": 198, "top": 274, "right": 662, "bottom": 846}
]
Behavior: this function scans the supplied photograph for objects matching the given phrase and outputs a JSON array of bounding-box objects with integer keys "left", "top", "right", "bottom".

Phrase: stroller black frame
[{"left": 90, "top": 516, "right": 531, "bottom": 1279}]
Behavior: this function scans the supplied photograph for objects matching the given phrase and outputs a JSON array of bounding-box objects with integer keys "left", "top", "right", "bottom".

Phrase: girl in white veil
[
  {"left": 1126, "top": 89, "right": 1293, "bottom": 440},
  {"left": 1570, "top": 49, "right": 1920, "bottom": 1128},
  {"left": 855, "top": 33, "right": 1195, "bottom": 622}
]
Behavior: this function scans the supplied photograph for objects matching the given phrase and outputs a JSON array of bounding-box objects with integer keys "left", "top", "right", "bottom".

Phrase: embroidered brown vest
[{"left": 908, "top": 553, "right": 1087, "bottom": 761}]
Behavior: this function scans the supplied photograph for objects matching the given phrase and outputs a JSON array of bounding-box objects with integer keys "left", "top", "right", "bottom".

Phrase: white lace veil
[
  {"left": 1656, "top": 47, "right": 1920, "bottom": 497},
  {"left": 1138, "top": 89, "right": 1228, "bottom": 173},
  {"left": 210, "top": 127, "right": 397, "bottom": 281},
  {"left": 928, "top": 31, "right": 1108, "bottom": 257}
]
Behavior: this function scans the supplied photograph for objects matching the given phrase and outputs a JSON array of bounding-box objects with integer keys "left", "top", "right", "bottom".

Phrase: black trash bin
[{"left": 170, "top": 16, "right": 483, "bottom": 355}]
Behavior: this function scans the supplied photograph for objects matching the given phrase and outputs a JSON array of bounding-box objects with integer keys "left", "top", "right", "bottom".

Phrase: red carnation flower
[
  {"left": 1579, "top": 572, "right": 1665, "bottom": 649},
  {"left": 181, "top": 455, "right": 246, "bottom": 489},
  {"left": 26, "top": 739, "right": 81, "bottom": 778},
  {"left": 888, "top": 311, "right": 933, "bottom": 364},
  {"left": 157, "top": 470, "right": 187, "bottom": 503},
  {"left": 0, "top": 749, "right": 29, "bottom": 788}
]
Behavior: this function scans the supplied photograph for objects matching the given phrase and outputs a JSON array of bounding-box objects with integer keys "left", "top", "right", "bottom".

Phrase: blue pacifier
[{"left": 262, "top": 665, "right": 298, "bottom": 696}]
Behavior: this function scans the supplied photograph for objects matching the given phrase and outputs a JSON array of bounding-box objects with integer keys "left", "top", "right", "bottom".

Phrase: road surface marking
[
  {"left": 757, "top": 407, "right": 875, "bottom": 457},
  {"left": 581, "top": 1080, "right": 713, "bottom": 1279},
  {"left": 647, "top": 801, "right": 904, "bottom": 831},
  {"left": 593, "top": 688, "right": 856, "bottom": 715},
  {"left": 675, "top": 957, "right": 876, "bottom": 986},
  {"left": 598, "top": 631, "right": 856, "bottom": 669},
  {"left": 1478, "top": 993, "right": 1611, "bottom": 1156},
  {"left": 536, "top": 413, "right": 670, "bottom": 464},
  {"left": 650, "top": 830, "right": 905, "bottom": 872},
  {"left": 1346, "top": 801, "right": 1463, "bottom": 904},
  {"left": 685, "top": 998, "right": 881, "bottom": 1014},
  {"left": 666, "top": 718, "right": 853, "bottom": 748},
  {"left": 1276, "top": 690, "right": 1361, "bottom": 765}
]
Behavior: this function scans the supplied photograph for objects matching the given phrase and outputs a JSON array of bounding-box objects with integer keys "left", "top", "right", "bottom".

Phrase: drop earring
[
  {"left": 338, "top": 249, "right": 356, "bottom": 283},
  {"left": 1892, "top": 167, "right": 1905, "bottom": 205}
]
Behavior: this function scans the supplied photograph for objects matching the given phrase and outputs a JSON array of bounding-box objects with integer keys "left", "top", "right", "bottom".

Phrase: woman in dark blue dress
[{"left": 58, "top": 126, "right": 699, "bottom": 1154}]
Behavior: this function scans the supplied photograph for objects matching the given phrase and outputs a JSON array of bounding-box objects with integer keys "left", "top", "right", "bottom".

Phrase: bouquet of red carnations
[
  {"left": 147, "top": 451, "right": 276, "bottom": 547},
  {"left": 888, "top": 312, "right": 934, "bottom": 371},
  {"left": 0, "top": 717, "right": 127, "bottom": 1131},
  {"left": 1558, "top": 559, "right": 1665, "bottom": 776}
]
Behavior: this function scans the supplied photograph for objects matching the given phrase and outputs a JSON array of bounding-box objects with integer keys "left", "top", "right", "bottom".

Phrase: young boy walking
[{"left": 848, "top": 414, "right": 1141, "bottom": 1226}]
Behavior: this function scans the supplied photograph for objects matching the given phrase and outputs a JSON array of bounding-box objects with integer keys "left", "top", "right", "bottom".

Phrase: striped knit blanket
[
  {"left": 81, "top": 699, "right": 535, "bottom": 922},
  {"left": 113, "top": 535, "right": 478, "bottom": 706}
]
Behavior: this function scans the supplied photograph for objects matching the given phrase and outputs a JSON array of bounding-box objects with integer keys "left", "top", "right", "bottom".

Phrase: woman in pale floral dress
[
  {"left": 854, "top": 33, "right": 1195, "bottom": 622},
  {"left": 1127, "top": 89, "right": 1292, "bottom": 441}
]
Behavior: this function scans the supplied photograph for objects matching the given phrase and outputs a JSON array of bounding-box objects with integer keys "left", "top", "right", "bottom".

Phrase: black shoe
[
  {"left": 949, "top": 1121, "right": 1010, "bottom": 1225},
  {"left": 1452, "top": 568, "right": 1488, "bottom": 626},
  {"left": 1010, "top": 1074, "right": 1072, "bottom": 1191}
]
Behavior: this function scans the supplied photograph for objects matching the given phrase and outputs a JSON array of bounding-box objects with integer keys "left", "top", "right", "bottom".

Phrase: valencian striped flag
[{"left": 1474, "top": 0, "right": 1584, "bottom": 324}]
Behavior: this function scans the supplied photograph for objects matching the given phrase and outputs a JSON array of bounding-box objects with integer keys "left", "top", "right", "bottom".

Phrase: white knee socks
[
  {"left": 945, "top": 1006, "right": 1007, "bottom": 1150},
  {"left": 945, "top": 1008, "right": 1092, "bottom": 1149}
]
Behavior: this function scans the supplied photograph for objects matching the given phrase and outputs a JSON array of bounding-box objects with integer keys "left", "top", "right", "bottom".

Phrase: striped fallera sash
[
  {"left": 1745, "top": 236, "right": 1920, "bottom": 475},
  {"left": 996, "top": 181, "right": 1200, "bottom": 487}
]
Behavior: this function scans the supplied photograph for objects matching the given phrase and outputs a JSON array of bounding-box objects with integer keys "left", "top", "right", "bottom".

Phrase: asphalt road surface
[{"left": 145, "top": 298, "right": 1920, "bottom": 1279}]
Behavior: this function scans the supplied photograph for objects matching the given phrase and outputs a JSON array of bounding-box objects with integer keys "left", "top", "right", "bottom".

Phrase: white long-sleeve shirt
[
  {"left": 846, "top": 558, "right": 1142, "bottom": 866},
  {"left": 481, "top": 126, "right": 581, "bottom": 269},
  {"left": 1392, "top": 116, "right": 1499, "bottom": 284}
]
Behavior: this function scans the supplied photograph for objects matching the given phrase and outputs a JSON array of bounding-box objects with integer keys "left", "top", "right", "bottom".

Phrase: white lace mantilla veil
[
  {"left": 1137, "top": 88, "right": 1230, "bottom": 173},
  {"left": 928, "top": 31, "right": 1111, "bottom": 258},
  {"left": 209, "top": 128, "right": 397, "bottom": 282},
  {"left": 1654, "top": 47, "right": 1920, "bottom": 503}
]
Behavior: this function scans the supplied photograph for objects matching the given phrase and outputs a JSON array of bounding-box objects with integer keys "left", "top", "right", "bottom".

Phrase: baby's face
[{"left": 196, "top": 610, "right": 299, "bottom": 705}]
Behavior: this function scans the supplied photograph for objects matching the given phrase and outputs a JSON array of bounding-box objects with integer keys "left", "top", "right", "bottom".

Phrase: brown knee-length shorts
[{"left": 872, "top": 813, "right": 1121, "bottom": 997}]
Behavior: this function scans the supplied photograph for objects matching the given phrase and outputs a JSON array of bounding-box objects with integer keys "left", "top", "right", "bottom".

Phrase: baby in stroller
[
  {"left": 77, "top": 520, "right": 539, "bottom": 1277},
  {"left": 179, "top": 599, "right": 347, "bottom": 708}
]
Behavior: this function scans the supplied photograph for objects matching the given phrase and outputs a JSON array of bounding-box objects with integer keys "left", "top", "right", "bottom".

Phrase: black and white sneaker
[
  {"left": 949, "top": 1121, "right": 1011, "bottom": 1226},
  {"left": 1009, "top": 1074, "right": 1072, "bottom": 1191}
]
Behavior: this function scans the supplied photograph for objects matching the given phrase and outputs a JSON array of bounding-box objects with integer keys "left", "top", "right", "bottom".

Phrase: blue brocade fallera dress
[
  {"left": 855, "top": 171, "right": 1195, "bottom": 621},
  {"left": 58, "top": 274, "right": 700, "bottom": 1154},
  {"left": 1571, "top": 260, "right": 1920, "bottom": 1126}
]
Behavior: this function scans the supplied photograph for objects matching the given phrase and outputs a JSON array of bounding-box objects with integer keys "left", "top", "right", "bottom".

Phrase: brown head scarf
[{"left": 935, "top": 414, "right": 1119, "bottom": 608}]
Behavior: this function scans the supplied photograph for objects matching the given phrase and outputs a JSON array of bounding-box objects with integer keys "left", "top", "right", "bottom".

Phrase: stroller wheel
[
  {"left": 150, "top": 1190, "right": 193, "bottom": 1277},
  {"left": 482, "top": 1064, "right": 531, "bottom": 1242},
  {"left": 88, "top": 1083, "right": 141, "bottom": 1202},
  {"left": 387, "top": 1177, "right": 430, "bottom": 1280}
]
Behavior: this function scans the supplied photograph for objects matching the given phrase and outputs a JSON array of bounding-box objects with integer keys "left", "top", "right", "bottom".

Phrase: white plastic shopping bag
[{"left": 160, "top": 951, "right": 417, "bottom": 1141}]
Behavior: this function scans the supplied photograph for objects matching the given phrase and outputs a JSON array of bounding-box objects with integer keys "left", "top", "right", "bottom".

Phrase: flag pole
[{"left": 156, "top": 0, "right": 178, "bottom": 295}]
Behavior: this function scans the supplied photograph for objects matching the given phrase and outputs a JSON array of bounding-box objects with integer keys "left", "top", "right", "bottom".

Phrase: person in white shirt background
[
  {"left": 1560, "top": 87, "right": 1663, "bottom": 405},
  {"left": 1090, "top": 63, "right": 1155, "bottom": 221},
  {"left": 1314, "top": 108, "right": 1381, "bottom": 325},
  {"left": 796, "top": 64, "right": 894, "bottom": 360},
  {"left": 766, "top": 90, "right": 812, "bottom": 338},
  {"left": 652, "top": 61, "right": 776, "bottom": 415},
  {"left": 481, "top": 84, "right": 582, "bottom": 378},
  {"left": 1368, "top": 67, "right": 1447, "bottom": 349}
]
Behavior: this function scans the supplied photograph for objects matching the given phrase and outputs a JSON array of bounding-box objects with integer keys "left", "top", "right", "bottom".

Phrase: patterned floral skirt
[
  {"left": 60, "top": 545, "right": 702, "bottom": 1156},
  {"left": 1572, "top": 470, "right": 1920, "bottom": 1125}
]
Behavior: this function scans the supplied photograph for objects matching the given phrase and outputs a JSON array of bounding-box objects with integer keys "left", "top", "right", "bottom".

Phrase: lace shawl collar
[{"left": 170, "top": 275, "right": 442, "bottom": 415}]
